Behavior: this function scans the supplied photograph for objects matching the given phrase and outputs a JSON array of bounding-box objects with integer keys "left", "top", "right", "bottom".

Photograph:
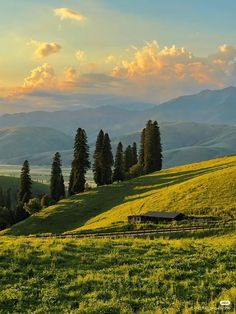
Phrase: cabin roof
[{"left": 142, "top": 211, "right": 183, "bottom": 219}]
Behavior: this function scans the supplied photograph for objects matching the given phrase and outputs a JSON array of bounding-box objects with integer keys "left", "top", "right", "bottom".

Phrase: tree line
[{"left": 0, "top": 120, "right": 162, "bottom": 230}]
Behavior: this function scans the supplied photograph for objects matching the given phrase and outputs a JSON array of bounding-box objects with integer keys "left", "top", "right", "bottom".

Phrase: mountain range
[
  {"left": 0, "top": 121, "right": 236, "bottom": 168},
  {"left": 1, "top": 86, "right": 236, "bottom": 167}
]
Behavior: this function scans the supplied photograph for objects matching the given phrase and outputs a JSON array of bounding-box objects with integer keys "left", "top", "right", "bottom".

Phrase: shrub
[
  {"left": 24, "top": 198, "right": 42, "bottom": 215},
  {"left": 41, "top": 194, "right": 55, "bottom": 208},
  {"left": 129, "top": 163, "right": 144, "bottom": 179}
]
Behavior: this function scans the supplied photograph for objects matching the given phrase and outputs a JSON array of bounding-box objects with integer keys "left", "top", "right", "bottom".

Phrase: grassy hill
[
  {"left": 0, "top": 176, "right": 49, "bottom": 195},
  {"left": 3, "top": 121, "right": 236, "bottom": 168},
  {"left": 113, "top": 122, "right": 236, "bottom": 168},
  {"left": 3, "top": 155, "right": 236, "bottom": 236},
  {"left": 0, "top": 126, "right": 73, "bottom": 162}
]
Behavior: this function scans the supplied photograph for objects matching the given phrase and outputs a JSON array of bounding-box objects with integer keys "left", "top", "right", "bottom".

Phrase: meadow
[
  {"left": 4, "top": 155, "right": 236, "bottom": 236},
  {"left": 0, "top": 232, "right": 235, "bottom": 313}
]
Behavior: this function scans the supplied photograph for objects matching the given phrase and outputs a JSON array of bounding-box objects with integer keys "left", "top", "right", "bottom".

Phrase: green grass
[
  {"left": 0, "top": 233, "right": 235, "bottom": 313},
  {"left": 0, "top": 175, "right": 49, "bottom": 196},
  {"left": 4, "top": 155, "right": 236, "bottom": 236}
]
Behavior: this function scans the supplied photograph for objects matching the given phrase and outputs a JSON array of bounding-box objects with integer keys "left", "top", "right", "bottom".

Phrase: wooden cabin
[{"left": 128, "top": 211, "right": 186, "bottom": 224}]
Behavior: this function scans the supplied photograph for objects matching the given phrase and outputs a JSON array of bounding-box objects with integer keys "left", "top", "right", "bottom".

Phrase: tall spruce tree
[
  {"left": 153, "top": 121, "right": 163, "bottom": 171},
  {"left": 132, "top": 142, "right": 138, "bottom": 166},
  {"left": 143, "top": 120, "right": 162, "bottom": 174},
  {"left": 93, "top": 130, "right": 104, "bottom": 186},
  {"left": 19, "top": 160, "right": 32, "bottom": 204},
  {"left": 68, "top": 128, "right": 90, "bottom": 195},
  {"left": 139, "top": 128, "right": 146, "bottom": 166},
  {"left": 50, "top": 152, "right": 65, "bottom": 202},
  {"left": 101, "top": 133, "right": 113, "bottom": 184},
  {"left": 124, "top": 145, "right": 133, "bottom": 172},
  {"left": 5, "top": 188, "right": 12, "bottom": 210},
  {"left": 113, "top": 142, "right": 125, "bottom": 182},
  {"left": 0, "top": 187, "right": 5, "bottom": 208}
]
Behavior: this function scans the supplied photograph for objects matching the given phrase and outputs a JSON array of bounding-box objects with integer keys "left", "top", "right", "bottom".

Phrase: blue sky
[{"left": 0, "top": 0, "right": 236, "bottom": 112}]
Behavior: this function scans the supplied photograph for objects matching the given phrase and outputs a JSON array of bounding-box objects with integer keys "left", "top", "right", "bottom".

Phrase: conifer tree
[
  {"left": 68, "top": 128, "right": 90, "bottom": 195},
  {"left": 143, "top": 120, "right": 162, "bottom": 173},
  {"left": 124, "top": 145, "right": 133, "bottom": 172},
  {"left": 101, "top": 133, "right": 113, "bottom": 184},
  {"left": 19, "top": 160, "right": 32, "bottom": 204},
  {"left": 15, "top": 204, "right": 30, "bottom": 223},
  {"left": 113, "top": 142, "right": 125, "bottom": 182},
  {"left": 5, "top": 188, "right": 12, "bottom": 210},
  {"left": 153, "top": 121, "right": 163, "bottom": 171},
  {"left": 0, "top": 187, "right": 5, "bottom": 208},
  {"left": 50, "top": 152, "right": 65, "bottom": 202},
  {"left": 139, "top": 128, "right": 146, "bottom": 166},
  {"left": 132, "top": 142, "right": 138, "bottom": 166},
  {"left": 93, "top": 130, "right": 104, "bottom": 186}
]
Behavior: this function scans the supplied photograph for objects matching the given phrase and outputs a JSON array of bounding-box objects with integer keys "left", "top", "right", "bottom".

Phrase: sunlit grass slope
[
  {"left": 4, "top": 155, "right": 236, "bottom": 235},
  {"left": 0, "top": 234, "right": 235, "bottom": 313}
]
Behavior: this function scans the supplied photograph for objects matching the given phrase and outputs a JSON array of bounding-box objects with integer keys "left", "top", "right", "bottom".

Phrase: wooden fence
[{"left": 30, "top": 219, "right": 236, "bottom": 239}]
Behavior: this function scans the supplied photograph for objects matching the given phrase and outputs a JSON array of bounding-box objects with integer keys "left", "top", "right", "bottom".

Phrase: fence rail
[{"left": 31, "top": 220, "right": 236, "bottom": 239}]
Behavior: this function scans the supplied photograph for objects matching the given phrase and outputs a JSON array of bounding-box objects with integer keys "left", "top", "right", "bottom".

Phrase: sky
[{"left": 1, "top": 0, "right": 236, "bottom": 113}]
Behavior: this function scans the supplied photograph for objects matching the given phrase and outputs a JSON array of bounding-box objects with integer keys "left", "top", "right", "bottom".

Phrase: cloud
[
  {"left": 54, "top": 8, "right": 86, "bottom": 22},
  {"left": 105, "top": 55, "right": 118, "bottom": 64},
  {"left": 23, "top": 63, "right": 57, "bottom": 90},
  {"left": 6, "top": 41, "right": 236, "bottom": 107},
  {"left": 110, "top": 41, "right": 236, "bottom": 101},
  {"left": 75, "top": 50, "right": 86, "bottom": 62},
  {"left": 29, "top": 40, "right": 61, "bottom": 59},
  {"left": 64, "top": 67, "right": 78, "bottom": 82}
]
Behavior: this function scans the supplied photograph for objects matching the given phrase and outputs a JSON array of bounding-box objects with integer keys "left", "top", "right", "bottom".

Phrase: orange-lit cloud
[
  {"left": 29, "top": 40, "right": 62, "bottom": 59},
  {"left": 54, "top": 8, "right": 86, "bottom": 22},
  {"left": 110, "top": 41, "right": 236, "bottom": 100},
  {"left": 23, "top": 63, "right": 57, "bottom": 90},
  {"left": 4, "top": 41, "right": 236, "bottom": 106},
  {"left": 105, "top": 55, "right": 118, "bottom": 64},
  {"left": 75, "top": 50, "right": 86, "bottom": 62}
]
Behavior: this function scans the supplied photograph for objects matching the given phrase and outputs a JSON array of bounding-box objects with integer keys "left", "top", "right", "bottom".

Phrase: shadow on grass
[{"left": 7, "top": 163, "right": 228, "bottom": 235}]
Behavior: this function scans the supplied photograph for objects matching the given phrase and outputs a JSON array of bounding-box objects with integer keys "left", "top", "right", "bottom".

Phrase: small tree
[
  {"left": 113, "top": 142, "right": 125, "bottom": 182},
  {"left": 19, "top": 160, "right": 32, "bottom": 204},
  {"left": 50, "top": 152, "right": 65, "bottom": 202},
  {"left": 68, "top": 128, "right": 90, "bottom": 195}
]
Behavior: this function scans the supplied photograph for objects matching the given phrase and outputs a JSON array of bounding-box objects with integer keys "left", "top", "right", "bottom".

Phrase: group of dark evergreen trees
[
  {"left": 66, "top": 119, "right": 162, "bottom": 194},
  {"left": 0, "top": 120, "right": 162, "bottom": 230}
]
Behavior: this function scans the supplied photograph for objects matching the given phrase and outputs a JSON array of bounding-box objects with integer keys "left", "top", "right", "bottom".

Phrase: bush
[
  {"left": 24, "top": 198, "right": 42, "bottom": 215},
  {"left": 41, "top": 194, "right": 55, "bottom": 208},
  {"left": 129, "top": 163, "right": 144, "bottom": 179}
]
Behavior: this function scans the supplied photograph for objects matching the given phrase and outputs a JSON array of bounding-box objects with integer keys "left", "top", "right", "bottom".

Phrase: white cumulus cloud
[
  {"left": 54, "top": 8, "right": 86, "bottom": 22},
  {"left": 29, "top": 40, "right": 61, "bottom": 59}
]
